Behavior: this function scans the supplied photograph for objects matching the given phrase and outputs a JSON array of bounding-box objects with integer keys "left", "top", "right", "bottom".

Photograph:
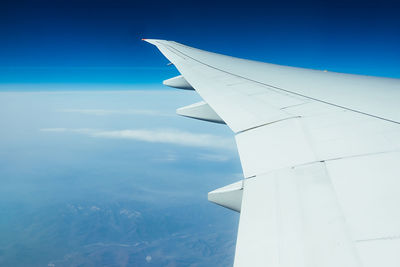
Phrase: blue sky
[
  {"left": 1, "top": 0, "right": 400, "bottom": 85},
  {"left": 1, "top": 0, "right": 400, "bottom": 266}
]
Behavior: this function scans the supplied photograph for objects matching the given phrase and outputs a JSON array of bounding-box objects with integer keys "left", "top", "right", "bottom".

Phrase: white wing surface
[{"left": 145, "top": 39, "right": 400, "bottom": 267}]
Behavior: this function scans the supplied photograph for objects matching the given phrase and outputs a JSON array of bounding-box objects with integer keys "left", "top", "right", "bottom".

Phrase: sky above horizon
[{"left": 1, "top": 0, "right": 400, "bottom": 86}]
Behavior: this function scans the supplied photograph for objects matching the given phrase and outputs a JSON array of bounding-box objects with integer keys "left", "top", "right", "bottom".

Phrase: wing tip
[{"left": 141, "top": 38, "right": 162, "bottom": 45}]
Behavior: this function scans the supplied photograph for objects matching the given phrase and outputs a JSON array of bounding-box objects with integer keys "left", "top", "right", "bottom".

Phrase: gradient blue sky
[{"left": 1, "top": 0, "right": 400, "bottom": 86}]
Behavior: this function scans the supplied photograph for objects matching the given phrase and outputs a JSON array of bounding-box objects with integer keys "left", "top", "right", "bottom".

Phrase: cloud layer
[
  {"left": 41, "top": 128, "right": 235, "bottom": 150},
  {"left": 58, "top": 109, "right": 171, "bottom": 116}
]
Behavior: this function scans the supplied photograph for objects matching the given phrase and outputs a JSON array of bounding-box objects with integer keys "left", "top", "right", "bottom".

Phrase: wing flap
[{"left": 235, "top": 163, "right": 361, "bottom": 267}]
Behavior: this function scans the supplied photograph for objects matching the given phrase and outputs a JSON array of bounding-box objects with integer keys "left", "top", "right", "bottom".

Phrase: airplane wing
[{"left": 144, "top": 39, "right": 400, "bottom": 267}]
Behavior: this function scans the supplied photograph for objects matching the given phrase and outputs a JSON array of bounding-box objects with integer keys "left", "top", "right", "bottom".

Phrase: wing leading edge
[{"left": 145, "top": 39, "right": 400, "bottom": 267}]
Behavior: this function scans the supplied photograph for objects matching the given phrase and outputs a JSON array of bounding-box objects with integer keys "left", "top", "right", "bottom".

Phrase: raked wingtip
[{"left": 141, "top": 38, "right": 162, "bottom": 45}]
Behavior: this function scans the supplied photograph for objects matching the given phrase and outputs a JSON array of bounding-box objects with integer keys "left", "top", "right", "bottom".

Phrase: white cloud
[
  {"left": 40, "top": 128, "right": 97, "bottom": 137},
  {"left": 119, "top": 209, "right": 141, "bottom": 219},
  {"left": 92, "top": 129, "right": 234, "bottom": 149},
  {"left": 145, "top": 255, "right": 152, "bottom": 263},
  {"left": 40, "top": 128, "right": 235, "bottom": 150},
  {"left": 196, "top": 153, "right": 231, "bottom": 162},
  {"left": 58, "top": 108, "right": 171, "bottom": 116},
  {"left": 90, "top": 206, "right": 100, "bottom": 211},
  {"left": 152, "top": 152, "right": 179, "bottom": 162},
  {"left": 41, "top": 128, "right": 68, "bottom": 132}
]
